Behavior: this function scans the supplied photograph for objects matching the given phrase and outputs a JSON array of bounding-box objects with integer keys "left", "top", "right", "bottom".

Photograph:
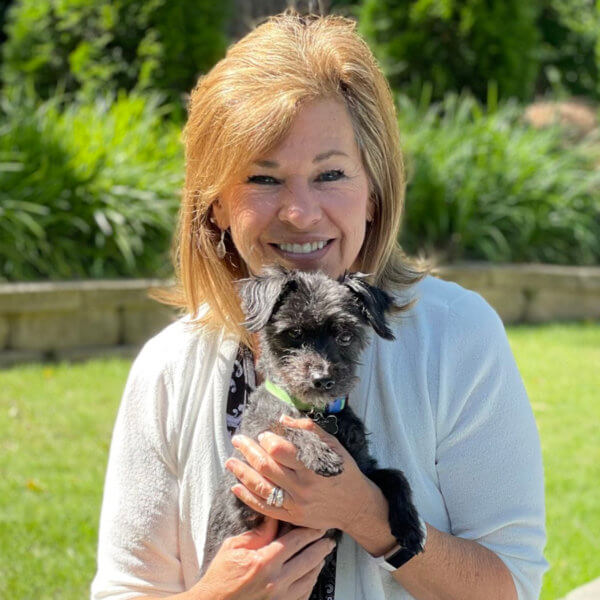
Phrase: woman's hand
[
  {"left": 226, "top": 416, "right": 379, "bottom": 533},
  {"left": 192, "top": 516, "right": 335, "bottom": 600}
]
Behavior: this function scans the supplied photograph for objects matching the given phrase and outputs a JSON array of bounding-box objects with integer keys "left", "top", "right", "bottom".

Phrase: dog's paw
[
  {"left": 299, "top": 441, "right": 344, "bottom": 477},
  {"left": 393, "top": 515, "right": 425, "bottom": 556},
  {"left": 284, "top": 427, "right": 344, "bottom": 477}
]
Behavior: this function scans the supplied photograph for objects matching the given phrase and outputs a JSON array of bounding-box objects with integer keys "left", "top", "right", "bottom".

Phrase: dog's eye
[
  {"left": 337, "top": 332, "right": 353, "bottom": 345},
  {"left": 287, "top": 328, "right": 302, "bottom": 339}
]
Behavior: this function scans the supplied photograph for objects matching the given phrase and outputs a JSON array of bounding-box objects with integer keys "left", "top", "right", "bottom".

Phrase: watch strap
[{"left": 374, "top": 517, "right": 427, "bottom": 572}]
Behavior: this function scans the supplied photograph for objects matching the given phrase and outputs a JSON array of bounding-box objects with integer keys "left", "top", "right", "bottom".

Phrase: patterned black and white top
[{"left": 225, "top": 343, "right": 336, "bottom": 600}]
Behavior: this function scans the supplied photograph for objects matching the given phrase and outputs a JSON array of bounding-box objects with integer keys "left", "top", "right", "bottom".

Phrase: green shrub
[
  {"left": 537, "top": 0, "right": 600, "bottom": 100},
  {"left": 1, "top": 0, "right": 229, "bottom": 108},
  {"left": 359, "top": 0, "right": 541, "bottom": 103},
  {"left": 0, "top": 92, "right": 183, "bottom": 281},
  {"left": 398, "top": 91, "right": 600, "bottom": 264}
]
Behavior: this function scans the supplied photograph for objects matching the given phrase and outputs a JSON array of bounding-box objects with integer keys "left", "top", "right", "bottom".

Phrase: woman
[{"left": 91, "top": 11, "right": 547, "bottom": 600}]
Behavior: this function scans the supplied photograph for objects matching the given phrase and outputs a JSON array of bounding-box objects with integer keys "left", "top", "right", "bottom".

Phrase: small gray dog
[{"left": 201, "top": 266, "right": 424, "bottom": 577}]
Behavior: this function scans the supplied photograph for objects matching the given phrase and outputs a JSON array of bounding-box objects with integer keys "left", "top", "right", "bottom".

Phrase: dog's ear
[
  {"left": 340, "top": 271, "right": 396, "bottom": 340},
  {"left": 236, "top": 265, "right": 297, "bottom": 332}
]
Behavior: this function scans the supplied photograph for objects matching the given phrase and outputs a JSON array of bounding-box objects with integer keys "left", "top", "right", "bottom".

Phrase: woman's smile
[{"left": 268, "top": 238, "right": 335, "bottom": 264}]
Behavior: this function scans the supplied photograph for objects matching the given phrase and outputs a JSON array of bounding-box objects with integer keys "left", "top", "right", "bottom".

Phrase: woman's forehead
[{"left": 254, "top": 98, "right": 361, "bottom": 163}]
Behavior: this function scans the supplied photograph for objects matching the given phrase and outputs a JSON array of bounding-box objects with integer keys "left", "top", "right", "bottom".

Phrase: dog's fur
[{"left": 201, "top": 266, "right": 424, "bottom": 576}]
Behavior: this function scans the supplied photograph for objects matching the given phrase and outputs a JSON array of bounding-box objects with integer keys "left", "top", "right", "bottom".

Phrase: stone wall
[
  {"left": 436, "top": 263, "right": 600, "bottom": 324},
  {"left": 1, "top": 263, "right": 598, "bottom": 367},
  {"left": 0, "top": 280, "right": 175, "bottom": 367}
]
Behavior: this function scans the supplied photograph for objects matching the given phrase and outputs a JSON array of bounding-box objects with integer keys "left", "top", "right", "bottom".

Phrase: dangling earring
[
  {"left": 209, "top": 216, "right": 227, "bottom": 259},
  {"left": 216, "top": 229, "right": 226, "bottom": 259}
]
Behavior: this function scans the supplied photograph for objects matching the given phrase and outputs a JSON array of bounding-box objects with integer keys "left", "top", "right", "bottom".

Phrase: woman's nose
[{"left": 277, "top": 179, "right": 322, "bottom": 229}]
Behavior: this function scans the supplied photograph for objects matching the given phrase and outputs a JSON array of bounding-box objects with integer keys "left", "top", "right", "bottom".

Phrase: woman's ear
[
  {"left": 211, "top": 198, "right": 230, "bottom": 230},
  {"left": 366, "top": 192, "right": 376, "bottom": 223}
]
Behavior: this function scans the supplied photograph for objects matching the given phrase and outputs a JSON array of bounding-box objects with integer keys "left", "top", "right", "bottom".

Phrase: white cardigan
[{"left": 91, "top": 275, "right": 548, "bottom": 600}]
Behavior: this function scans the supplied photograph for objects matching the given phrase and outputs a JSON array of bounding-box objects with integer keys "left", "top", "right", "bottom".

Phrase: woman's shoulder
[
  {"left": 132, "top": 312, "right": 236, "bottom": 379},
  {"left": 391, "top": 274, "right": 505, "bottom": 339}
]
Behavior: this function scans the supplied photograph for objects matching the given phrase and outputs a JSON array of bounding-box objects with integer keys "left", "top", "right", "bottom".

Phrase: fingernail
[
  {"left": 258, "top": 433, "right": 265, "bottom": 443},
  {"left": 279, "top": 415, "right": 292, "bottom": 424}
]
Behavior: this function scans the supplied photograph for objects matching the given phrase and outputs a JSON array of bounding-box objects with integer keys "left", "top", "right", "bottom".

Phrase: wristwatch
[{"left": 374, "top": 517, "right": 427, "bottom": 572}]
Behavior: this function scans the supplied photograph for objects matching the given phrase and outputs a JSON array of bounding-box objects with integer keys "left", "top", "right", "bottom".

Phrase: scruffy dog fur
[{"left": 201, "top": 266, "right": 424, "bottom": 576}]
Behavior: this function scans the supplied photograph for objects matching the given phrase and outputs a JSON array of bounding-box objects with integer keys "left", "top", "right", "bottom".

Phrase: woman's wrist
[{"left": 340, "top": 476, "right": 399, "bottom": 557}]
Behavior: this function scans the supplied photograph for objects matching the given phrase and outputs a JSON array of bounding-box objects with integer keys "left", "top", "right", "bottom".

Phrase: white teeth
[{"left": 277, "top": 240, "right": 328, "bottom": 254}]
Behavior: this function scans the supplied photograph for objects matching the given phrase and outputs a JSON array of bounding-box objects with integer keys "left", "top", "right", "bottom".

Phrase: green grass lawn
[{"left": 0, "top": 322, "right": 598, "bottom": 599}]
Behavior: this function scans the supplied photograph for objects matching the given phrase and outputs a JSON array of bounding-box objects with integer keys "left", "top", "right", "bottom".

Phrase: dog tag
[{"left": 311, "top": 412, "right": 339, "bottom": 435}]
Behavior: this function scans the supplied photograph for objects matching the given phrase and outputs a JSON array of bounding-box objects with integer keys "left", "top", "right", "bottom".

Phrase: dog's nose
[{"left": 313, "top": 377, "right": 335, "bottom": 390}]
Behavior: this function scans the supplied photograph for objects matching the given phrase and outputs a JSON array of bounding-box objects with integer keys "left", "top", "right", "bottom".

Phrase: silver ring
[{"left": 267, "top": 486, "right": 284, "bottom": 508}]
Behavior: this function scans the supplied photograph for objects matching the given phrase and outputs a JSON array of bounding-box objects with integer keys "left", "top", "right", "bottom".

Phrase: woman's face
[{"left": 212, "top": 98, "right": 373, "bottom": 279}]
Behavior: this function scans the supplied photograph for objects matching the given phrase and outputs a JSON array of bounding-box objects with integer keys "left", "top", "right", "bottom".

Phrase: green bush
[
  {"left": 359, "top": 0, "right": 541, "bottom": 103},
  {"left": 399, "top": 91, "right": 600, "bottom": 264},
  {"left": 537, "top": 0, "right": 600, "bottom": 100},
  {"left": 1, "top": 0, "right": 229, "bottom": 108},
  {"left": 0, "top": 92, "right": 183, "bottom": 281}
]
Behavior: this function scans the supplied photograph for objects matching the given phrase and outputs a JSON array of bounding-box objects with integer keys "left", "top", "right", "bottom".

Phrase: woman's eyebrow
[
  {"left": 252, "top": 150, "right": 349, "bottom": 168},
  {"left": 313, "top": 149, "right": 349, "bottom": 162}
]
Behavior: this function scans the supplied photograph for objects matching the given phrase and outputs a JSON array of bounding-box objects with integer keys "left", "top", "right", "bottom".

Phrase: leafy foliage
[
  {"left": 537, "top": 0, "right": 600, "bottom": 100},
  {"left": 0, "top": 91, "right": 182, "bottom": 281},
  {"left": 359, "top": 0, "right": 541, "bottom": 103},
  {"left": 399, "top": 91, "right": 600, "bottom": 264},
  {"left": 1, "top": 0, "right": 229, "bottom": 107}
]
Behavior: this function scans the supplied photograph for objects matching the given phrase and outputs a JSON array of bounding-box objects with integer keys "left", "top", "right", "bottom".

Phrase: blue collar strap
[
  {"left": 325, "top": 396, "right": 346, "bottom": 414},
  {"left": 264, "top": 379, "right": 346, "bottom": 414}
]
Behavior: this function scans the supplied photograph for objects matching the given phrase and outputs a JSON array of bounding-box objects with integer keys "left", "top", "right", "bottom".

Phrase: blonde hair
[{"left": 156, "top": 11, "right": 428, "bottom": 352}]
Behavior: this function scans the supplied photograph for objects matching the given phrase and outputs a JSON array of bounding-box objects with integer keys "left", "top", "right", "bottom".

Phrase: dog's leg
[
  {"left": 367, "top": 468, "right": 425, "bottom": 556},
  {"left": 277, "top": 425, "right": 344, "bottom": 477}
]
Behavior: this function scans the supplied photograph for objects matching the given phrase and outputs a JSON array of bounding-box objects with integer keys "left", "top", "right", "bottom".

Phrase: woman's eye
[
  {"left": 317, "top": 169, "right": 345, "bottom": 182},
  {"left": 247, "top": 175, "right": 279, "bottom": 185}
]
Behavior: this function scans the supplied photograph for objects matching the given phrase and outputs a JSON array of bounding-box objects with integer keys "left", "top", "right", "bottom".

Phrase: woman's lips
[{"left": 269, "top": 239, "right": 334, "bottom": 262}]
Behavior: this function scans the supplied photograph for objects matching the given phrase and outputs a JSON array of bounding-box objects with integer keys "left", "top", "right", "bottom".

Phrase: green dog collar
[
  {"left": 264, "top": 379, "right": 313, "bottom": 411},
  {"left": 264, "top": 379, "right": 346, "bottom": 414}
]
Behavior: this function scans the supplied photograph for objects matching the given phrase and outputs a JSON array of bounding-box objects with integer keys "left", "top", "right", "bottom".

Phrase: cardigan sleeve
[
  {"left": 91, "top": 339, "right": 183, "bottom": 599},
  {"left": 434, "top": 291, "right": 548, "bottom": 600}
]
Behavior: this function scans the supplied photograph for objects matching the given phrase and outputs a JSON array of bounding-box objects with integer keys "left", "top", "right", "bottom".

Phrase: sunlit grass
[{"left": 507, "top": 322, "right": 600, "bottom": 600}]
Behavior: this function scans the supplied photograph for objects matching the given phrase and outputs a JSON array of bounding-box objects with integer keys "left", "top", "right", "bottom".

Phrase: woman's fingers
[
  {"left": 231, "top": 482, "right": 293, "bottom": 519},
  {"left": 257, "top": 430, "right": 305, "bottom": 470},
  {"left": 225, "top": 457, "right": 282, "bottom": 503},
  {"left": 287, "top": 561, "right": 324, "bottom": 600},
  {"left": 279, "top": 536, "right": 335, "bottom": 595},
  {"left": 260, "top": 526, "right": 327, "bottom": 564},
  {"left": 232, "top": 434, "right": 298, "bottom": 480},
  {"left": 228, "top": 515, "right": 279, "bottom": 550}
]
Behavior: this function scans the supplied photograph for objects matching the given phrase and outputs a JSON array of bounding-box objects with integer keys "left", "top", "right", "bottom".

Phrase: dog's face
[{"left": 238, "top": 266, "right": 397, "bottom": 408}]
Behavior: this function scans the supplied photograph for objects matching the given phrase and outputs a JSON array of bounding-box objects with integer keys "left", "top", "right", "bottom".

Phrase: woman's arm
[
  {"left": 228, "top": 423, "right": 518, "bottom": 600},
  {"left": 91, "top": 344, "right": 184, "bottom": 599},
  {"left": 227, "top": 293, "right": 547, "bottom": 600},
  {"left": 91, "top": 338, "right": 332, "bottom": 600},
  {"left": 343, "top": 292, "right": 546, "bottom": 600},
  {"left": 341, "top": 478, "right": 517, "bottom": 600}
]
